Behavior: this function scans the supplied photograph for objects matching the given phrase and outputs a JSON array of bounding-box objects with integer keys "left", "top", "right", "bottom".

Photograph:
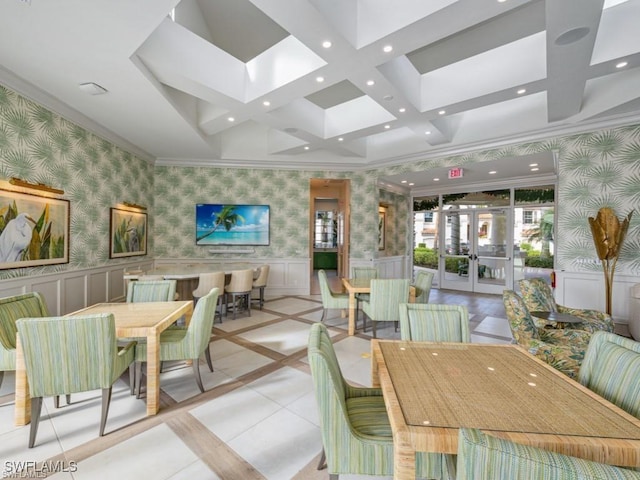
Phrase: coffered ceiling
[{"left": 0, "top": 0, "right": 639, "bottom": 179}]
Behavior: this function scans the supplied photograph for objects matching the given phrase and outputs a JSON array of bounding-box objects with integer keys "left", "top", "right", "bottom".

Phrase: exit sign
[{"left": 448, "top": 167, "right": 464, "bottom": 179}]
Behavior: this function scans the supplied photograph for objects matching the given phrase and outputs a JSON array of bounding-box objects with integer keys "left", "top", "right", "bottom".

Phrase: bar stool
[
  {"left": 224, "top": 269, "right": 254, "bottom": 319},
  {"left": 252, "top": 265, "right": 270, "bottom": 310},
  {"left": 193, "top": 271, "right": 226, "bottom": 323}
]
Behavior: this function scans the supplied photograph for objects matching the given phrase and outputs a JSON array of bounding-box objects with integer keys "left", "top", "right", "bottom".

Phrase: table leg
[
  {"left": 347, "top": 291, "right": 357, "bottom": 336},
  {"left": 14, "top": 337, "right": 31, "bottom": 425},
  {"left": 145, "top": 332, "right": 161, "bottom": 415},
  {"left": 394, "top": 442, "right": 416, "bottom": 480}
]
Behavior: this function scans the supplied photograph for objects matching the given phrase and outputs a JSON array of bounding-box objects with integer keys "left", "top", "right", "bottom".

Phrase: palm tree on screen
[{"left": 196, "top": 205, "right": 245, "bottom": 242}]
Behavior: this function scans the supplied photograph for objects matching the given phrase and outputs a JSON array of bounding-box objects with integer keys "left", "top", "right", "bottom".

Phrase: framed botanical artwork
[
  {"left": 378, "top": 211, "right": 386, "bottom": 251},
  {"left": 109, "top": 207, "right": 147, "bottom": 258},
  {"left": 0, "top": 188, "right": 70, "bottom": 269}
]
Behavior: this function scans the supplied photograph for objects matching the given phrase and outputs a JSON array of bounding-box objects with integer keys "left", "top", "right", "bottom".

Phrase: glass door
[{"left": 440, "top": 209, "right": 511, "bottom": 294}]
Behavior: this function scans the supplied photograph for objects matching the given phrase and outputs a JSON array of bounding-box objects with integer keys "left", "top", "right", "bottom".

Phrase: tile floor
[{"left": 0, "top": 288, "right": 513, "bottom": 480}]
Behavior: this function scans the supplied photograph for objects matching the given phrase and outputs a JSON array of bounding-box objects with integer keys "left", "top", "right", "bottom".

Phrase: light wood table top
[
  {"left": 371, "top": 340, "right": 640, "bottom": 479},
  {"left": 14, "top": 301, "right": 193, "bottom": 425}
]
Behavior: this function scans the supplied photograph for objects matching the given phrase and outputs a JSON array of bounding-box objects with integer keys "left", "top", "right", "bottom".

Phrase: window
[{"left": 523, "top": 210, "right": 540, "bottom": 224}]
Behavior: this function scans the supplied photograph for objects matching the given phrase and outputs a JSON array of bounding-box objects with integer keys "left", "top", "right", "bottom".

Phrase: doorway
[
  {"left": 309, "top": 179, "right": 350, "bottom": 294},
  {"left": 439, "top": 208, "right": 510, "bottom": 295}
]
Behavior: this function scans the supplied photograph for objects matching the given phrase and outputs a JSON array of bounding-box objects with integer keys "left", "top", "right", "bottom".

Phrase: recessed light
[
  {"left": 489, "top": 170, "right": 497, "bottom": 175},
  {"left": 517, "top": 88, "right": 526, "bottom": 94},
  {"left": 304, "top": 146, "right": 310, "bottom": 150},
  {"left": 425, "top": 131, "right": 431, "bottom": 135},
  {"left": 383, "top": 45, "right": 393, "bottom": 53},
  {"left": 498, "top": 0, "right": 507, "bottom": 3},
  {"left": 227, "top": 117, "right": 235, "bottom": 122},
  {"left": 263, "top": 100, "right": 271, "bottom": 106},
  {"left": 433, "top": 178, "right": 440, "bottom": 181},
  {"left": 554, "top": 27, "right": 590, "bottom": 46},
  {"left": 322, "top": 41, "right": 332, "bottom": 49},
  {"left": 366, "top": 80, "right": 375, "bottom": 86},
  {"left": 616, "top": 61, "right": 628, "bottom": 68},
  {"left": 438, "top": 110, "right": 446, "bottom": 115},
  {"left": 316, "top": 76, "right": 324, "bottom": 83},
  {"left": 401, "top": 180, "right": 407, "bottom": 184},
  {"left": 398, "top": 107, "right": 406, "bottom": 113},
  {"left": 338, "top": 137, "right": 344, "bottom": 142},
  {"left": 531, "top": 167, "right": 539, "bottom": 171},
  {"left": 384, "top": 125, "right": 390, "bottom": 129},
  {"left": 529, "top": 163, "right": 538, "bottom": 167},
  {"left": 383, "top": 95, "right": 394, "bottom": 101},
  {"left": 408, "top": 182, "right": 415, "bottom": 186}
]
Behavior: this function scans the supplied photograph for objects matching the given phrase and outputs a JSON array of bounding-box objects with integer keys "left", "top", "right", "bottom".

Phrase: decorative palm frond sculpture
[{"left": 588, "top": 207, "right": 633, "bottom": 315}]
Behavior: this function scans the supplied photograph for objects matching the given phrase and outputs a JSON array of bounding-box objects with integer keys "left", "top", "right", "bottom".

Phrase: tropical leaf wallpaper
[
  {"left": 0, "top": 85, "right": 153, "bottom": 280},
  {"left": 1, "top": 82, "right": 639, "bottom": 282}
]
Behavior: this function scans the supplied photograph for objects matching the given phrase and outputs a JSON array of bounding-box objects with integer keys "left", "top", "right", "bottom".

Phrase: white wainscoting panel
[{"left": 375, "top": 255, "right": 408, "bottom": 278}]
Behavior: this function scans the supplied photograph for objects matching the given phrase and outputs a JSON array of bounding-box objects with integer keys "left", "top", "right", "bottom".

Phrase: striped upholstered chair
[
  {"left": 362, "top": 278, "right": 410, "bottom": 338},
  {"left": 308, "top": 322, "right": 453, "bottom": 480},
  {"left": 412, "top": 270, "right": 434, "bottom": 304},
  {"left": 456, "top": 427, "right": 640, "bottom": 479},
  {"left": 578, "top": 331, "right": 640, "bottom": 419},
  {"left": 399, "top": 303, "right": 470, "bottom": 342},
  {"left": 503, "top": 290, "right": 591, "bottom": 379},
  {"left": 16, "top": 314, "right": 137, "bottom": 448},
  {"left": 0, "top": 292, "right": 50, "bottom": 390},
  {"left": 317, "top": 269, "right": 349, "bottom": 323},
  {"left": 135, "top": 287, "right": 218, "bottom": 396},
  {"left": 518, "top": 277, "right": 614, "bottom": 333},
  {"left": 126, "top": 279, "right": 177, "bottom": 302}
]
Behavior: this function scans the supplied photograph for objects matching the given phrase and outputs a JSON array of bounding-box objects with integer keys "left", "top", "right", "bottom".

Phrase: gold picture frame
[
  {"left": 378, "top": 211, "right": 386, "bottom": 250},
  {"left": 109, "top": 207, "right": 148, "bottom": 258}
]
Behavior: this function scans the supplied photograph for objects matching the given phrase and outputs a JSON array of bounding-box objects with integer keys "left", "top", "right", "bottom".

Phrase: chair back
[
  {"left": 518, "top": 278, "right": 557, "bottom": 312},
  {"left": 413, "top": 271, "right": 434, "bottom": 303},
  {"left": 181, "top": 288, "right": 219, "bottom": 356},
  {"left": 225, "top": 269, "right": 254, "bottom": 293},
  {"left": 253, "top": 265, "right": 270, "bottom": 288},
  {"left": 502, "top": 290, "right": 540, "bottom": 344},
  {"left": 193, "top": 272, "right": 225, "bottom": 298},
  {"left": 351, "top": 266, "right": 378, "bottom": 279},
  {"left": 127, "top": 280, "right": 177, "bottom": 302},
  {"left": 138, "top": 275, "right": 165, "bottom": 281},
  {"left": 17, "top": 314, "right": 121, "bottom": 397},
  {"left": 399, "top": 303, "right": 470, "bottom": 342},
  {"left": 578, "top": 331, "right": 640, "bottom": 418},
  {"left": 366, "top": 279, "right": 410, "bottom": 321},
  {"left": 0, "top": 292, "right": 49, "bottom": 352},
  {"left": 456, "top": 427, "right": 640, "bottom": 480}
]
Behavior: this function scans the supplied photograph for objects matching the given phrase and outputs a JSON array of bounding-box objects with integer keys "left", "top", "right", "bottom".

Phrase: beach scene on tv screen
[{"left": 196, "top": 204, "right": 269, "bottom": 245}]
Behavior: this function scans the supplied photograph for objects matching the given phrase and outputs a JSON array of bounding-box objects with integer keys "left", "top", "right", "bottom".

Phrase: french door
[{"left": 439, "top": 208, "right": 511, "bottom": 294}]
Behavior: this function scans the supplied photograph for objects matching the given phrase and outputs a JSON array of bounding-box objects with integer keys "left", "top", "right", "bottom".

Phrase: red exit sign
[{"left": 448, "top": 167, "right": 464, "bottom": 179}]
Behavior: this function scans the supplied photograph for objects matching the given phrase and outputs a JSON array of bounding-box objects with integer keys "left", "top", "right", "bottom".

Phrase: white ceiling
[{"left": 1, "top": 0, "right": 639, "bottom": 189}]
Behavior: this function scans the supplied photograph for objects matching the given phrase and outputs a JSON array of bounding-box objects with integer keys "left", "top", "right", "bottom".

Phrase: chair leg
[
  {"left": 260, "top": 287, "right": 264, "bottom": 309},
  {"left": 129, "top": 363, "right": 135, "bottom": 395},
  {"left": 66, "top": 394, "right": 71, "bottom": 404},
  {"left": 317, "top": 449, "right": 326, "bottom": 470},
  {"left": 99, "top": 387, "right": 113, "bottom": 436},
  {"left": 0, "top": 371, "right": 3, "bottom": 390},
  {"left": 232, "top": 294, "right": 237, "bottom": 320},
  {"left": 320, "top": 308, "right": 327, "bottom": 322},
  {"left": 247, "top": 293, "right": 251, "bottom": 317},
  {"left": 372, "top": 320, "right": 377, "bottom": 339},
  {"left": 205, "top": 345, "right": 214, "bottom": 372},
  {"left": 28, "top": 397, "right": 43, "bottom": 448},
  {"left": 192, "top": 359, "right": 205, "bottom": 393},
  {"left": 54, "top": 396, "right": 60, "bottom": 408},
  {"left": 135, "top": 362, "right": 143, "bottom": 399}
]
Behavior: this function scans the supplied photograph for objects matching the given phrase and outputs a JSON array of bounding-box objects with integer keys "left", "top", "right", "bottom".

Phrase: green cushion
[{"left": 346, "top": 396, "right": 392, "bottom": 437}]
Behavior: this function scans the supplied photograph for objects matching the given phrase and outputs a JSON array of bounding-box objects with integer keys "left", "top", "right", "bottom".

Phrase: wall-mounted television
[{"left": 195, "top": 204, "right": 270, "bottom": 246}]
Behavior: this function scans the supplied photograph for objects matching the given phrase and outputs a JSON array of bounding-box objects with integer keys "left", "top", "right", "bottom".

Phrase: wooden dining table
[
  {"left": 341, "top": 278, "right": 415, "bottom": 336},
  {"left": 371, "top": 340, "right": 640, "bottom": 479},
  {"left": 15, "top": 300, "right": 193, "bottom": 425}
]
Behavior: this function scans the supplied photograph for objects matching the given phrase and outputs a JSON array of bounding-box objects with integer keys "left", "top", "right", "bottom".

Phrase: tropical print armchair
[
  {"left": 518, "top": 278, "right": 614, "bottom": 333},
  {"left": 503, "top": 290, "right": 592, "bottom": 379}
]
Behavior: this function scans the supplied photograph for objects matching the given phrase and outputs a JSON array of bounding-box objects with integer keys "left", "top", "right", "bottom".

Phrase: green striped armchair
[
  {"left": 579, "top": 331, "right": 640, "bottom": 419},
  {"left": 126, "top": 280, "right": 177, "bottom": 302},
  {"left": 362, "top": 278, "right": 410, "bottom": 338},
  {"left": 308, "top": 322, "right": 453, "bottom": 479},
  {"left": 135, "top": 287, "right": 218, "bottom": 396},
  {"left": 503, "top": 290, "right": 591, "bottom": 379},
  {"left": 518, "top": 278, "right": 614, "bottom": 333},
  {"left": 456, "top": 428, "right": 640, "bottom": 479},
  {"left": 412, "top": 271, "right": 434, "bottom": 304},
  {"left": 0, "top": 292, "right": 50, "bottom": 390},
  {"left": 399, "top": 303, "right": 470, "bottom": 342},
  {"left": 16, "top": 314, "right": 136, "bottom": 448},
  {"left": 318, "top": 269, "right": 349, "bottom": 323}
]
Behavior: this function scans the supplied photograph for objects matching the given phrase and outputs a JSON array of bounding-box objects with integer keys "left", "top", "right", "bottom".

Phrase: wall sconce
[
  {"left": 9, "top": 177, "right": 64, "bottom": 195},
  {"left": 122, "top": 201, "right": 147, "bottom": 211}
]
